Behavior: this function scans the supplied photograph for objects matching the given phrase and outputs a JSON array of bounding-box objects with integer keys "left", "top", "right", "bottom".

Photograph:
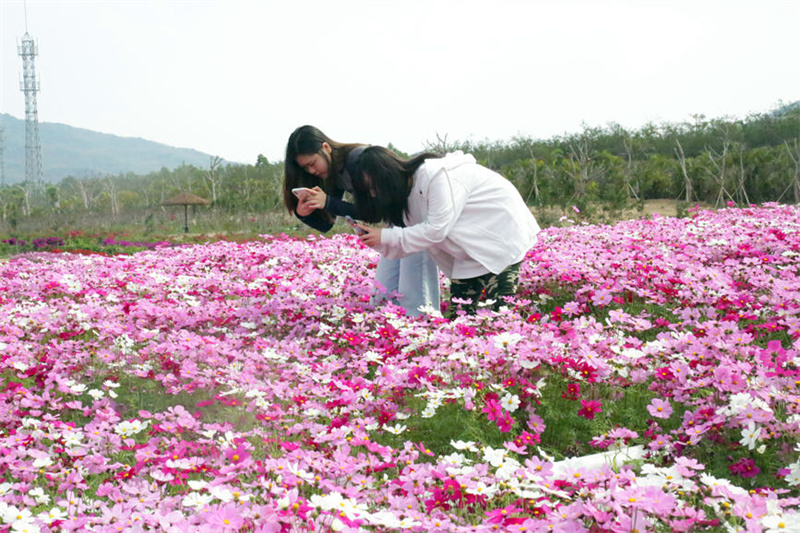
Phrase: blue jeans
[{"left": 372, "top": 251, "right": 440, "bottom": 317}]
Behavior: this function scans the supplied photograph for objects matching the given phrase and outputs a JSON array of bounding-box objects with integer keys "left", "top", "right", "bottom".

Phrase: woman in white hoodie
[{"left": 352, "top": 146, "right": 540, "bottom": 314}]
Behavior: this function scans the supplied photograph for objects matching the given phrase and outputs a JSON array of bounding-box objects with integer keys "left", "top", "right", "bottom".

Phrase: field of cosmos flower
[{"left": 1, "top": 203, "right": 799, "bottom": 532}]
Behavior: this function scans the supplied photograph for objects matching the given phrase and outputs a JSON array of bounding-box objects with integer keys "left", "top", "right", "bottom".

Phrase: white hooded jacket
[{"left": 379, "top": 152, "right": 540, "bottom": 279}]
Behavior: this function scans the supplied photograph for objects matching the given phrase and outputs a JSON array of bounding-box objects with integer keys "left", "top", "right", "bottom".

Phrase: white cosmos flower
[
  {"left": 69, "top": 383, "right": 88, "bottom": 394},
  {"left": 182, "top": 492, "right": 214, "bottom": 508},
  {"left": 187, "top": 480, "right": 208, "bottom": 491},
  {"left": 0, "top": 504, "right": 27, "bottom": 523},
  {"left": 114, "top": 419, "right": 148, "bottom": 438},
  {"left": 482, "top": 446, "right": 508, "bottom": 467},
  {"left": 501, "top": 393, "right": 521, "bottom": 412},
  {"left": 762, "top": 513, "right": 800, "bottom": 533},
  {"left": 450, "top": 440, "right": 479, "bottom": 452},
  {"left": 384, "top": 424, "right": 407, "bottom": 435},
  {"left": 62, "top": 432, "right": 83, "bottom": 448},
  {"left": 208, "top": 486, "right": 235, "bottom": 502},
  {"left": 421, "top": 406, "right": 437, "bottom": 418},
  {"left": 494, "top": 332, "right": 523, "bottom": 349},
  {"left": 395, "top": 517, "right": 422, "bottom": 529},
  {"left": 39, "top": 507, "right": 66, "bottom": 524},
  {"left": 367, "top": 511, "right": 404, "bottom": 528},
  {"left": 28, "top": 487, "right": 49, "bottom": 505},
  {"left": 739, "top": 421, "right": 762, "bottom": 450},
  {"left": 87, "top": 389, "right": 105, "bottom": 400},
  {"left": 440, "top": 453, "right": 468, "bottom": 467},
  {"left": 363, "top": 351, "right": 382, "bottom": 363},
  {"left": 785, "top": 462, "right": 800, "bottom": 486},
  {"left": 466, "top": 481, "right": 498, "bottom": 498},
  {"left": 32, "top": 455, "right": 53, "bottom": 469}
]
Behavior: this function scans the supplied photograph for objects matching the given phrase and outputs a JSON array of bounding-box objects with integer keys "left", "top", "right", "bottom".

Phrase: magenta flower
[
  {"left": 482, "top": 398, "right": 503, "bottom": 422},
  {"left": 561, "top": 382, "right": 581, "bottom": 400},
  {"left": 485, "top": 504, "right": 523, "bottom": 524},
  {"left": 647, "top": 398, "right": 673, "bottom": 419},
  {"left": 729, "top": 457, "right": 761, "bottom": 478},
  {"left": 224, "top": 443, "right": 251, "bottom": 465},
  {"left": 495, "top": 413, "right": 514, "bottom": 433},
  {"left": 577, "top": 400, "right": 603, "bottom": 420},
  {"left": 1, "top": 204, "right": 800, "bottom": 531}
]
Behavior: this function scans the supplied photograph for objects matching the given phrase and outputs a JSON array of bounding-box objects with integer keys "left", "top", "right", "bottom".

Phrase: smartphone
[
  {"left": 292, "top": 187, "right": 312, "bottom": 199},
  {"left": 345, "top": 215, "right": 366, "bottom": 236}
]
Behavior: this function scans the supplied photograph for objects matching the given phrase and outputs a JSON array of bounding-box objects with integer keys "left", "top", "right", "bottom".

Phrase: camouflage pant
[{"left": 448, "top": 262, "right": 522, "bottom": 316}]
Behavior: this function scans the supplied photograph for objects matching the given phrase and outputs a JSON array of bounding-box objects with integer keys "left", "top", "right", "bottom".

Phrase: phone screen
[{"left": 346, "top": 216, "right": 365, "bottom": 236}]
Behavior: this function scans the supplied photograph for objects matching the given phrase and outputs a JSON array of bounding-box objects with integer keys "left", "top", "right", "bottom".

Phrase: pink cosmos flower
[
  {"left": 647, "top": 398, "right": 673, "bottom": 419},
  {"left": 224, "top": 443, "right": 251, "bottom": 465},
  {"left": 526, "top": 413, "right": 546, "bottom": 435},
  {"left": 205, "top": 503, "right": 246, "bottom": 530},
  {"left": 577, "top": 400, "right": 602, "bottom": 420},
  {"left": 648, "top": 434, "right": 672, "bottom": 451},
  {"left": 675, "top": 456, "right": 705, "bottom": 477},
  {"left": 591, "top": 290, "right": 613, "bottom": 307}
]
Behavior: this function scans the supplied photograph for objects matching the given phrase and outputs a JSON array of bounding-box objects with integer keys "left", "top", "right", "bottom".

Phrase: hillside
[{"left": 0, "top": 113, "right": 224, "bottom": 184}]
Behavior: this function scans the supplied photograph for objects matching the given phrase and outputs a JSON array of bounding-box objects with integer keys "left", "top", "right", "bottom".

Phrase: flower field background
[{"left": 1, "top": 204, "right": 799, "bottom": 532}]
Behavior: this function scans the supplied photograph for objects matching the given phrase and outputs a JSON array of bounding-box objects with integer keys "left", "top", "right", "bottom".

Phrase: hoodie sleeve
[{"left": 380, "top": 166, "right": 468, "bottom": 259}]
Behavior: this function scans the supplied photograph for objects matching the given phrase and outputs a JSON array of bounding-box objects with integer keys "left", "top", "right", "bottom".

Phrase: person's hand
[
  {"left": 359, "top": 225, "right": 382, "bottom": 247},
  {"left": 295, "top": 199, "right": 315, "bottom": 217},
  {"left": 304, "top": 187, "right": 327, "bottom": 210}
]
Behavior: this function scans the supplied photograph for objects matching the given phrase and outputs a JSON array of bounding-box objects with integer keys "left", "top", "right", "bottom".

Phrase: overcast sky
[{"left": 1, "top": 0, "right": 798, "bottom": 165}]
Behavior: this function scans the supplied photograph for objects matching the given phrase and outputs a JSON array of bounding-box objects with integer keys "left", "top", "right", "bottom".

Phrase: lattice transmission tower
[{"left": 18, "top": 32, "right": 43, "bottom": 188}]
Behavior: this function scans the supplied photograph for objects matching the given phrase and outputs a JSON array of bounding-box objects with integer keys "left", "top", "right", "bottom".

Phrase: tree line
[
  {"left": 437, "top": 105, "right": 799, "bottom": 215},
  {"left": 1, "top": 105, "right": 798, "bottom": 228}
]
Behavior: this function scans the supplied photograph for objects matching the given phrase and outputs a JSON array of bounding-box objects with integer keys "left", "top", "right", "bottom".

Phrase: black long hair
[
  {"left": 352, "top": 146, "right": 442, "bottom": 227},
  {"left": 282, "top": 125, "right": 363, "bottom": 215}
]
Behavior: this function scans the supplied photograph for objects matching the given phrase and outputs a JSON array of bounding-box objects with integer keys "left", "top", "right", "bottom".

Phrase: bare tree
[
  {"left": 423, "top": 132, "right": 461, "bottom": 153},
  {"left": 735, "top": 146, "right": 750, "bottom": 206},
  {"left": 702, "top": 135, "right": 750, "bottom": 207},
  {"left": 14, "top": 184, "right": 31, "bottom": 216},
  {"left": 674, "top": 139, "right": 693, "bottom": 203},
  {"left": 74, "top": 177, "right": 104, "bottom": 211},
  {"left": 103, "top": 177, "right": 120, "bottom": 215},
  {"left": 565, "top": 137, "right": 603, "bottom": 200},
  {"left": 781, "top": 139, "right": 800, "bottom": 204},
  {"left": 527, "top": 148, "right": 540, "bottom": 204},
  {"left": 203, "top": 156, "right": 223, "bottom": 204},
  {"left": 622, "top": 137, "right": 640, "bottom": 200}
]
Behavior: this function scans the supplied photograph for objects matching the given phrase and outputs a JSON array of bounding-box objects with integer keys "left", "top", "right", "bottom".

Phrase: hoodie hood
[{"left": 422, "top": 151, "right": 476, "bottom": 175}]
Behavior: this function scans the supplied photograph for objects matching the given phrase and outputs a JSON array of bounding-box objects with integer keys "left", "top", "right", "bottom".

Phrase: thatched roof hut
[
  {"left": 162, "top": 192, "right": 211, "bottom": 207},
  {"left": 162, "top": 192, "right": 210, "bottom": 233}
]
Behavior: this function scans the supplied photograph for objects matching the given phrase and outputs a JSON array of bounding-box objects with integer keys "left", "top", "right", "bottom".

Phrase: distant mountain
[
  {"left": 0, "top": 113, "right": 225, "bottom": 184},
  {"left": 770, "top": 100, "right": 800, "bottom": 117}
]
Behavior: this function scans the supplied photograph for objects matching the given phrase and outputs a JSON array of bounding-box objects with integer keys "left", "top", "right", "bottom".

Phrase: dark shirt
[
  {"left": 296, "top": 146, "right": 365, "bottom": 232},
  {"left": 296, "top": 187, "right": 359, "bottom": 232}
]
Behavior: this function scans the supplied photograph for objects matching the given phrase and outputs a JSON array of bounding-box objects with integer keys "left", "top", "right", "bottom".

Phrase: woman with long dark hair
[
  {"left": 352, "top": 146, "right": 540, "bottom": 315},
  {"left": 283, "top": 126, "right": 440, "bottom": 316}
]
